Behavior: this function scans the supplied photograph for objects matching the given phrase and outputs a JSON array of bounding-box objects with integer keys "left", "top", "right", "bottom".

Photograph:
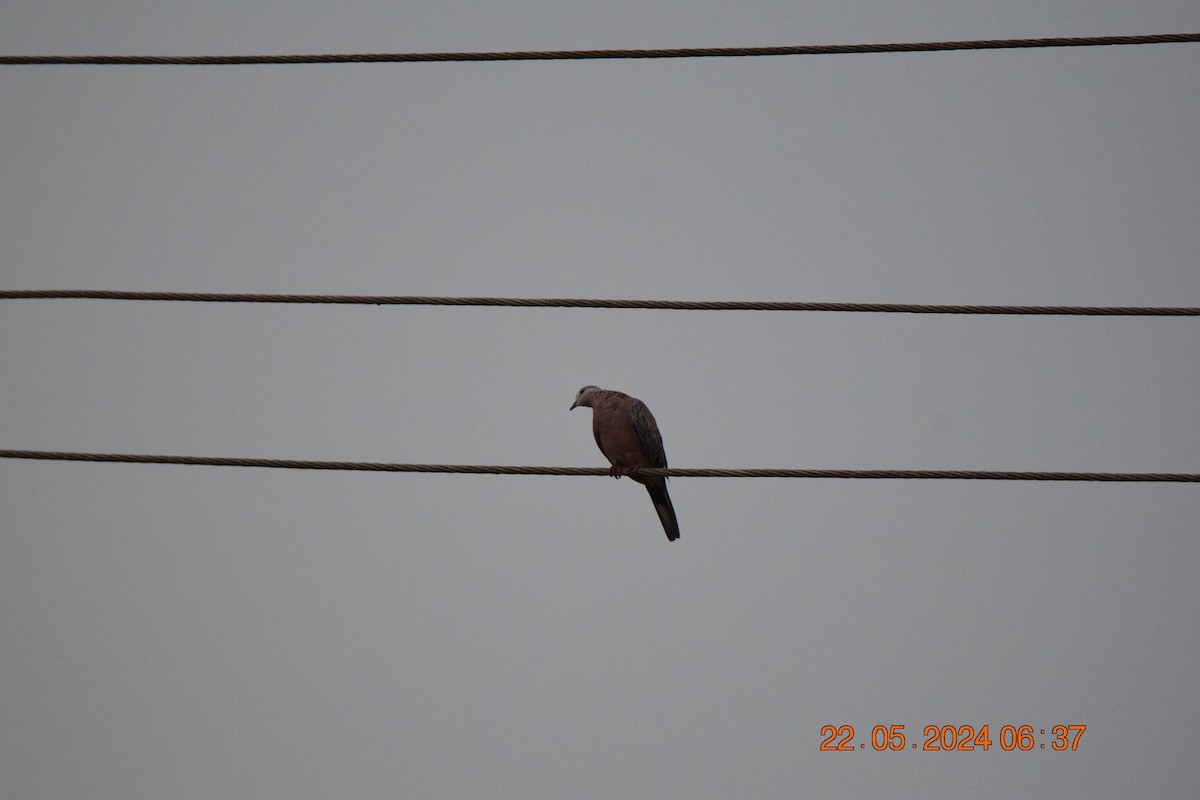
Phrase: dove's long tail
[{"left": 645, "top": 482, "right": 680, "bottom": 542}]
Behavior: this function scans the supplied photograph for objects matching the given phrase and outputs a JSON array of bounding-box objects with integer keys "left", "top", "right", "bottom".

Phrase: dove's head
[{"left": 570, "top": 385, "right": 602, "bottom": 410}]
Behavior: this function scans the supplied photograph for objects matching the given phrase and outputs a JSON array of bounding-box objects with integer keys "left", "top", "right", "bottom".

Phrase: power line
[
  {"left": 2, "top": 450, "right": 1196, "bottom": 482},
  {"left": 2, "top": 291, "right": 1197, "bottom": 316},
  {"left": 2, "top": 33, "right": 1197, "bottom": 66}
]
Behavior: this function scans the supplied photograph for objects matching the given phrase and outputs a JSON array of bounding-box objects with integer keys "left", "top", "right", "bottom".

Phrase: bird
[{"left": 570, "top": 385, "right": 680, "bottom": 541}]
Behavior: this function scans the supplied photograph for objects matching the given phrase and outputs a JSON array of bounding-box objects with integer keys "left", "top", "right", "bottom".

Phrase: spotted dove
[{"left": 570, "top": 385, "right": 680, "bottom": 541}]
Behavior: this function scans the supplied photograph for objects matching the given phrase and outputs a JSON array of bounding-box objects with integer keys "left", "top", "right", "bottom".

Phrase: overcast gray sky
[{"left": 2, "top": 3, "right": 1198, "bottom": 799}]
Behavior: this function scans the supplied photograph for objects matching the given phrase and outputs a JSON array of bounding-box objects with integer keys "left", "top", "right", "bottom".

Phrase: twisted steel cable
[
  {"left": 2, "top": 291, "right": 1197, "bottom": 316},
  {"left": 2, "top": 33, "right": 1198, "bottom": 65},
  {"left": 2, "top": 451, "right": 1196, "bottom": 482}
]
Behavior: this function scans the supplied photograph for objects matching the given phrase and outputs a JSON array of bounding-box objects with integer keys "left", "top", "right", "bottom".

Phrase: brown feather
[{"left": 572, "top": 386, "right": 681, "bottom": 541}]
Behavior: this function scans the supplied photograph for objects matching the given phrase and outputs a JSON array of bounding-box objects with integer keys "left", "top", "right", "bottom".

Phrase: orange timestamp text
[{"left": 820, "top": 724, "right": 1086, "bottom": 752}]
